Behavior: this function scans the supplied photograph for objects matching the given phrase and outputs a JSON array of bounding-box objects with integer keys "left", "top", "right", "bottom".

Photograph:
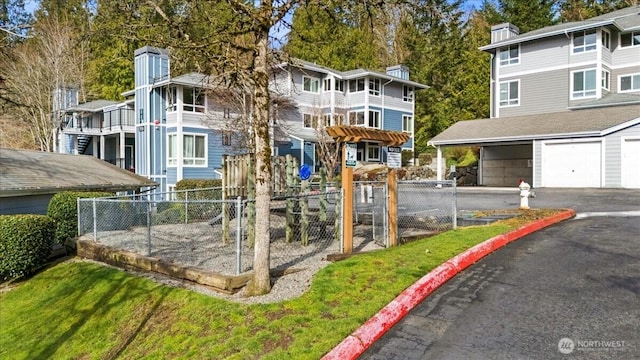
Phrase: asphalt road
[{"left": 360, "top": 188, "right": 640, "bottom": 360}]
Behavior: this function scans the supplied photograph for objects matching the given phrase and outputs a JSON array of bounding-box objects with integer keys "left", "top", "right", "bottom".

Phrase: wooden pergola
[{"left": 326, "top": 126, "right": 410, "bottom": 253}]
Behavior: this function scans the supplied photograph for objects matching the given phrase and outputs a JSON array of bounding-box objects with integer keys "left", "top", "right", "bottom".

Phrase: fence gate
[{"left": 352, "top": 181, "right": 388, "bottom": 248}]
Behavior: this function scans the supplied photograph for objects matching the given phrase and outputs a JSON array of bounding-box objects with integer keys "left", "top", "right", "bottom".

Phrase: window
[
  {"left": 223, "top": 108, "right": 230, "bottom": 119},
  {"left": 303, "top": 113, "right": 320, "bottom": 128},
  {"left": 499, "top": 45, "right": 519, "bottom": 65},
  {"left": 602, "top": 70, "right": 610, "bottom": 91},
  {"left": 168, "top": 133, "right": 208, "bottom": 165},
  {"left": 602, "top": 30, "right": 611, "bottom": 50},
  {"left": 573, "top": 30, "right": 597, "bottom": 53},
  {"left": 572, "top": 69, "right": 597, "bottom": 98},
  {"left": 168, "top": 86, "right": 177, "bottom": 111},
  {"left": 620, "top": 31, "right": 640, "bottom": 48},
  {"left": 403, "top": 85, "right": 413, "bottom": 102},
  {"left": 303, "top": 76, "right": 320, "bottom": 93},
  {"left": 323, "top": 78, "right": 331, "bottom": 92},
  {"left": 349, "top": 78, "right": 365, "bottom": 93},
  {"left": 348, "top": 111, "right": 365, "bottom": 126},
  {"left": 323, "top": 114, "right": 332, "bottom": 127},
  {"left": 402, "top": 115, "right": 413, "bottom": 133},
  {"left": 499, "top": 80, "right": 519, "bottom": 106},
  {"left": 334, "top": 80, "right": 344, "bottom": 92},
  {"left": 222, "top": 133, "right": 232, "bottom": 146},
  {"left": 369, "top": 78, "right": 381, "bottom": 96},
  {"left": 183, "top": 87, "right": 205, "bottom": 112},
  {"left": 368, "top": 110, "right": 380, "bottom": 128},
  {"left": 620, "top": 73, "right": 640, "bottom": 92},
  {"left": 183, "top": 134, "right": 206, "bottom": 165},
  {"left": 334, "top": 114, "right": 345, "bottom": 125},
  {"left": 168, "top": 134, "right": 177, "bottom": 166},
  {"left": 167, "top": 185, "right": 176, "bottom": 200},
  {"left": 367, "top": 144, "right": 381, "bottom": 161}
]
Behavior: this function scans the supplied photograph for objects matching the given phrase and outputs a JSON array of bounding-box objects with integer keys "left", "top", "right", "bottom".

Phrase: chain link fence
[
  {"left": 78, "top": 188, "right": 343, "bottom": 276},
  {"left": 353, "top": 181, "right": 388, "bottom": 247},
  {"left": 397, "top": 180, "right": 457, "bottom": 240}
]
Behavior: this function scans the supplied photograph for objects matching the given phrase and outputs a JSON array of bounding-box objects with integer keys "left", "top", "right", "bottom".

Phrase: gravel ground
[{"left": 79, "top": 221, "right": 385, "bottom": 304}]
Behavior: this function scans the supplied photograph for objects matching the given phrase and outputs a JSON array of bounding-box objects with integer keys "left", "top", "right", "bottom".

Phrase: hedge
[
  {"left": 175, "top": 179, "right": 222, "bottom": 200},
  {"left": 47, "top": 191, "right": 113, "bottom": 246},
  {"left": 0, "top": 215, "right": 55, "bottom": 280}
]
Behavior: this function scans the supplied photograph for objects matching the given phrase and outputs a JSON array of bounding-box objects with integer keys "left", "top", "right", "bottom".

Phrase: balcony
[{"left": 65, "top": 108, "right": 135, "bottom": 133}]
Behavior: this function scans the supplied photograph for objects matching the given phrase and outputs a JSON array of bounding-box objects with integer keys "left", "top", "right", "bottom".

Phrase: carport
[{"left": 428, "top": 104, "right": 640, "bottom": 188}]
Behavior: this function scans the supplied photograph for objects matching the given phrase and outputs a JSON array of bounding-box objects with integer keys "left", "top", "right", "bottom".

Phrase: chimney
[
  {"left": 491, "top": 23, "right": 519, "bottom": 43},
  {"left": 386, "top": 65, "right": 409, "bottom": 80}
]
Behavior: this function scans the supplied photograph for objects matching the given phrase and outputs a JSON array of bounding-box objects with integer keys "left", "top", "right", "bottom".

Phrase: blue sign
[{"left": 299, "top": 164, "right": 312, "bottom": 181}]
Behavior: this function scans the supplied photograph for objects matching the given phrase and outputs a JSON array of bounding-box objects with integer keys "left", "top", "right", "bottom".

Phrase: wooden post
[
  {"left": 285, "top": 155, "right": 294, "bottom": 243},
  {"left": 342, "top": 143, "right": 353, "bottom": 253},
  {"left": 388, "top": 168, "right": 398, "bottom": 247}
]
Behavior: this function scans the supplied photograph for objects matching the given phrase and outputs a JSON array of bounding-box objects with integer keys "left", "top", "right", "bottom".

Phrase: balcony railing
[{"left": 66, "top": 108, "right": 135, "bottom": 132}]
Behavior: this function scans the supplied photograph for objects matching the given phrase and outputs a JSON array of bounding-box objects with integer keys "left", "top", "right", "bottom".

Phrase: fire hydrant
[{"left": 519, "top": 179, "right": 531, "bottom": 209}]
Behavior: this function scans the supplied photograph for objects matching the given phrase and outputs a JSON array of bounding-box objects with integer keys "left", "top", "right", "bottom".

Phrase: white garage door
[
  {"left": 543, "top": 141, "right": 601, "bottom": 187},
  {"left": 622, "top": 139, "right": 640, "bottom": 189}
]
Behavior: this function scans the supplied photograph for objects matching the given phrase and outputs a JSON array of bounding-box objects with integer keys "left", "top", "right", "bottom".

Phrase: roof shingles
[{"left": 429, "top": 104, "right": 640, "bottom": 145}]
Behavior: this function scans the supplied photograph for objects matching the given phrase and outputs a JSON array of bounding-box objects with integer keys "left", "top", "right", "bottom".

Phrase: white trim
[
  {"left": 498, "top": 44, "right": 520, "bottom": 66},
  {"left": 302, "top": 76, "right": 320, "bottom": 94},
  {"left": 498, "top": 79, "right": 520, "bottom": 107},
  {"left": 618, "top": 72, "right": 640, "bottom": 93},
  {"left": 611, "top": 62, "right": 640, "bottom": 70},
  {"left": 365, "top": 143, "right": 381, "bottom": 162},
  {"left": 572, "top": 29, "right": 597, "bottom": 54},
  {"left": 601, "top": 28, "right": 611, "bottom": 50},
  {"left": 601, "top": 69, "right": 611, "bottom": 91},
  {"left": 621, "top": 136, "right": 640, "bottom": 188},
  {"left": 619, "top": 30, "right": 640, "bottom": 49},
  {"left": 540, "top": 138, "right": 603, "bottom": 188},
  {"left": 496, "top": 60, "right": 597, "bottom": 79},
  {"left": 570, "top": 68, "right": 598, "bottom": 100},
  {"left": 181, "top": 132, "right": 208, "bottom": 168}
]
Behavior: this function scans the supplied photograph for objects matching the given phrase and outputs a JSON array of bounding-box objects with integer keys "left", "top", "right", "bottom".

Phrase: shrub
[
  {"left": 457, "top": 150, "right": 478, "bottom": 167},
  {"left": 48, "top": 191, "right": 113, "bottom": 246},
  {"left": 152, "top": 204, "right": 185, "bottom": 225},
  {"left": 418, "top": 152, "right": 433, "bottom": 166},
  {"left": 0, "top": 215, "right": 55, "bottom": 279},
  {"left": 176, "top": 179, "right": 222, "bottom": 200},
  {"left": 401, "top": 150, "right": 414, "bottom": 166}
]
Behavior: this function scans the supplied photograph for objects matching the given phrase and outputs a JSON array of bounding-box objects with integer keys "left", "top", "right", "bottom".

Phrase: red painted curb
[{"left": 322, "top": 209, "right": 576, "bottom": 360}]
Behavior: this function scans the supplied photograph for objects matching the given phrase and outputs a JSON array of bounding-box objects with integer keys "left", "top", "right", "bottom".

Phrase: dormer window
[
  {"left": 573, "top": 29, "right": 596, "bottom": 53},
  {"left": 499, "top": 45, "right": 519, "bottom": 65}
]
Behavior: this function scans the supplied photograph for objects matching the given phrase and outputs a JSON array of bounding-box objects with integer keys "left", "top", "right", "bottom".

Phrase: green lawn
[{"left": 0, "top": 214, "right": 547, "bottom": 359}]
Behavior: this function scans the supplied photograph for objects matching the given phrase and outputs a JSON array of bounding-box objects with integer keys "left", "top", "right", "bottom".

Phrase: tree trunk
[{"left": 244, "top": 31, "right": 272, "bottom": 296}]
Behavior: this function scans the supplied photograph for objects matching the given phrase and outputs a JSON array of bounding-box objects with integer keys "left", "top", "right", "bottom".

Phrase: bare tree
[{"left": 3, "top": 16, "right": 87, "bottom": 151}]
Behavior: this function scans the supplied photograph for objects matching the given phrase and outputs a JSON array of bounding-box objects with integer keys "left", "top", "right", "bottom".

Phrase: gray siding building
[{"left": 430, "top": 6, "right": 640, "bottom": 188}]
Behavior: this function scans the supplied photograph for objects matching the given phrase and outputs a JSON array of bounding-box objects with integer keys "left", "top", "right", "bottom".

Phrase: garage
[
  {"left": 622, "top": 138, "right": 640, "bottom": 189},
  {"left": 542, "top": 141, "right": 602, "bottom": 188},
  {"left": 480, "top": 144, "right": 532, "bottom": 186}
]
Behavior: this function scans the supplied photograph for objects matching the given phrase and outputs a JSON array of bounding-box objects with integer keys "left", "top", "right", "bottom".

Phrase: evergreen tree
[
  {"left": 480, "top": 0, "right": 559, "bottom": 33},
  {"left": 559, "top": 0, "right": 636, "bottom": 21}
]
